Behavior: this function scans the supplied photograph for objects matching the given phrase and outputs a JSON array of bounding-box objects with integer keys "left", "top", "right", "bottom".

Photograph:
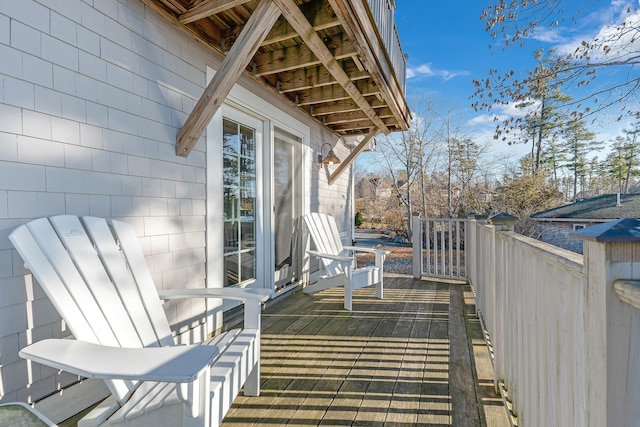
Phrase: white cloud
[
  {"left": 530, "top": 27, "right": 567, "bottom": 44},
  {"left": 406, "top": 63, "right": 469, "bottom": 82},
  {"left": 503, "top": 100, "right": 539, "bottom": 116},
  {"left": 554, "top": 1, "right": 640, "bottom": 59},
  {"left": 467, "top": 114, "right": 506, "bottom": 126},
  {"left": 467, "top": 100, "right": 540, "bottom": 130}
]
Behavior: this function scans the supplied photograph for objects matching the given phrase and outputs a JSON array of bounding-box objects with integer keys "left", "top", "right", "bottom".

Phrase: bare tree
[
  {"left": 477, "top": 1, "right": 640, "bottom": 121},
  {"left": 376, "top": 97, "right": 441, "bottom": 239},
  {"left": 473, "top": 48, "right": 573, "bottom": 166}
]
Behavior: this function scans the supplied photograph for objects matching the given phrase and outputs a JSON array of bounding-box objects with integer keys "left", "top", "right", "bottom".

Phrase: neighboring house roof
[{"left": 532, "top": 193, "right": 640, "bottom": 220}]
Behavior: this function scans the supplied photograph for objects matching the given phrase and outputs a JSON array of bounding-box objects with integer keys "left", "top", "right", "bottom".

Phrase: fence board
[{"left": 468, "top": 220, "right": 587, "bottom": 426}]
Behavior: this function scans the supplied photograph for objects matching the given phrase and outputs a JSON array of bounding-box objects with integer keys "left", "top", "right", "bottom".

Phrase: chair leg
[
  {"left": 376, "top": 281, "right": 383, "bottom": 299},
  {"left": 344, "top": 284, "right": 353, "bottom": 310},
  {"left": 183, "top": 367, "right": 210, "bottom": 427},
  {"left": 244, "top": 333, "right": 261, "bottom": 396},
  {"left": 375, "top": 253, "right": 385, "bottom": 299},
  {"left": 244, "top": 363, "right": 260, "bottom": 396}
]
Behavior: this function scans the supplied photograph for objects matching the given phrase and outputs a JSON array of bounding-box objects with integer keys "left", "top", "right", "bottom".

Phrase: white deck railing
[
  {"left": 466, "top": 215, "right": 640, "bottom": 426},
  {"left": 412, "top": 217, "right": 466, "bottom": 281},
  {"left": 366, "top": 0, "right": 406, "bottom": 91}
]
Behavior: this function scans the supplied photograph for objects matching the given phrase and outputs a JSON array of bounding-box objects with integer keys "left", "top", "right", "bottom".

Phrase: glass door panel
[
  {"left": 273, "top": 127, "right": 302, "bottom": 290},
  {"left": 223, "top": 117, "right": 257, "bottom": 287}
]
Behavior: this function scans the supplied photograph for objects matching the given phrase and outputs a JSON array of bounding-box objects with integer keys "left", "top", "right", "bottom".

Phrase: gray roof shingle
[{"left": 532, "top": 193, "right": 640, "bottom": 220}]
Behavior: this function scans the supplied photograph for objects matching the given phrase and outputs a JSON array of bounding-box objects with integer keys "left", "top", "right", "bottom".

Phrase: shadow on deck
[{"left": 223, "top": 275, "right": 509, "bottom": 426}]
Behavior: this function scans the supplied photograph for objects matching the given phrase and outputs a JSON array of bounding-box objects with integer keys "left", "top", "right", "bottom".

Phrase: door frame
[
  {"left": 271, "top": 124, "right": 307, "bottom": 294},
  {"left": 205, "top": 67, "right": 311, "bottom": 305}
]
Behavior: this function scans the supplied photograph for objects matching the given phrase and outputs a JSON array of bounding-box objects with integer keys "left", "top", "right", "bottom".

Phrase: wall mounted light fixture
[{"left": 317, "top": 142, "right": 341, "bottom": 167}]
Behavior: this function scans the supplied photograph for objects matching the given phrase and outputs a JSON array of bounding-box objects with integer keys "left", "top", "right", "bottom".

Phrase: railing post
[
  {"left": 412, "top": 216, "right": 422, "bottom": 279},
  {"left": 488, "top": 213, "right": 518, "bottom": 393},
  {"left": 489, "top": 212, "right": 518, "bottom": 232},
  {"left": 471, "top": 213, "right": 491, "bottom": 370},
  {"left": 473, "top": 213, "right": 489, "bottom": 296},
  {"left": 572, "top": 218, "right": 640, "bottom": 427},
  {"left": 466, "top": 213, "right": 477, "bottom": 287}
]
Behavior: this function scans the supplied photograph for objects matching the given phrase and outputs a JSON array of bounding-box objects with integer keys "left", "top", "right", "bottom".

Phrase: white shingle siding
[
  {"left": 0, "top": 0, "right": 213, "bottom": 402},
  {"left": 0, "top": 14, "right": 9, "bottom": 44},
  {"left": 4, "top": 76, "right": 35, "bottom": 110},
  {"left": 0, "top": 0, "right": 354, "bottom": 405}
]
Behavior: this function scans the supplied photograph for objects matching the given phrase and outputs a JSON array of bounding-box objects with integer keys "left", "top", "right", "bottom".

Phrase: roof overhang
[{"left": 139, "top": 0, "right": 410, "bottom": 157}]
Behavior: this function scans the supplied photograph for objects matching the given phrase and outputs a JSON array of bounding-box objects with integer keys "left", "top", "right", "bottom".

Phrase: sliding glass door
[
  {"left": 207, "top": 103, "right": 306, "bottom": 295},
  {"left": 273, "top": 127, "right": 302, "bottom": 291}
]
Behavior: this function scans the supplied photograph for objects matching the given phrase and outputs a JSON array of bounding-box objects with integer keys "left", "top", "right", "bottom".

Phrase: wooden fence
[{"left": 467, "top": 214, "right": 640, "bottom": 426}]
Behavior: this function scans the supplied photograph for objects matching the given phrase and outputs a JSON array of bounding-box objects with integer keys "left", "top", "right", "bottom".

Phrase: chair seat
[{"left": 79, "top": 329, "right": 259, "bottom": 426}]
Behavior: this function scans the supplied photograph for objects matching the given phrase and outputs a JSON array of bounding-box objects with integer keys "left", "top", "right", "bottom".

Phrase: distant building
[{"left": 531, "top": 193, "right": 640, "bottom": 253}]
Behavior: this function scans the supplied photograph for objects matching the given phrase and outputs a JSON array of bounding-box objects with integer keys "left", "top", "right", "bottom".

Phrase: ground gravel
[{"left": 356, "top": 245, "right": 413, "bottom": 275}]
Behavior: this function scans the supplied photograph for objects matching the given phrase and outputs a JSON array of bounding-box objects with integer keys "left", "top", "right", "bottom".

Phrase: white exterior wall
[
  {"left": 0, "top": 0, "right": 353, "bottom": 405},
  {"left": 312, "top": 142, "right": 354, "bottom": 239}
]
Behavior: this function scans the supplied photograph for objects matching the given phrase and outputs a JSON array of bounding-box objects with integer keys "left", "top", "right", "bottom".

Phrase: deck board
[{"left": 222, "top": 276, "right": 509, "bottom": 426}]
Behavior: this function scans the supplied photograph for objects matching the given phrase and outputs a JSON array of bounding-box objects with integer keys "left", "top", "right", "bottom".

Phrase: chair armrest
[
  {"left": 307, "top": 250, "right": 353, "bottom": 263},
  {"left": 158, "top": 287, "right": 270, "bottom": 303},
  {"left": 157, "top": 287, "right": 270, "bottom": 329},
  {"left": 343, "top": 246, "right": 388, "bottom": 269},
  {"left": 343, "top": 246, "right": 390, "bottom": 255},
  {"left": 20, "top": 339, "right": 219, "bottom": 382}
]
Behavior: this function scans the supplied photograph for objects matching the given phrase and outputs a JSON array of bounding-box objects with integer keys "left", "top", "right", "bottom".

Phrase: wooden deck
[{"left": 222, "top": 275, "right": 509, "bottom": 426}]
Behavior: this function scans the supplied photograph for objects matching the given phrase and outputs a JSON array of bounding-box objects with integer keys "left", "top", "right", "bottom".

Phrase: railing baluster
[
  {"left": 425, "top": 219, "right": 431, "bottom": 275},
  {"left": 455, "top": 220, "right": 460, "bottom": 278},
  {"left": 365, "top": 0, "right": 407, "bottom": 93},
  {"left": 412, "top": 217, "right": 467, "bottom": 280},
  {"left": 448, "top": 220, "right": 453, "bottom": 278}
]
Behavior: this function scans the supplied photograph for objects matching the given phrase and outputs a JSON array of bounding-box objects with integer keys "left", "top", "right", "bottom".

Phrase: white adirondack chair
[
  {"left": 303, "top": 213, "right": 389, "bottom": 310},
  {"left": 9, "top": 216, "right": 270, "bottom": 427}
]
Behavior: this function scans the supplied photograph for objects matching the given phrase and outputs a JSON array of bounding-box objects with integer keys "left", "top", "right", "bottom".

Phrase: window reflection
[{"left": 222, "top": 118, "right": 256, "bottom": 287}]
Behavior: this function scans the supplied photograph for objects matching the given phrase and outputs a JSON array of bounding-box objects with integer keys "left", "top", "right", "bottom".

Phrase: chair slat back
[
  {"left": 83, "top": 217, "right": 173, "bottom": 347},
  {"left": 303, "top": 213, "right": 346, "bottom": 275},
  {"left": 108, "top": 219, "right": 174, "bottom": 347},
  {"left": 9, "top": 216, "right": 175, "bottom": 403}
]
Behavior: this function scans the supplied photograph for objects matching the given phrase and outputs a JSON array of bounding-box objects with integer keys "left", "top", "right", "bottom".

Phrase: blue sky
[{"left": 369, "top": 0, "right": 640, "bottom": 166}]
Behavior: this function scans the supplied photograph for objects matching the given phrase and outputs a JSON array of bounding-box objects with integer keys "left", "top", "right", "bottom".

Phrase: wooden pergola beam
[
  {"left": 273, "top": 0, "right": 389, "bottom": 133},
  {"left": 331, "top": 117, "right": 394, "bottom": 132},
  {"left": 252, "top": 34, "right": 357, "bottom": 76},
  {"left": 277, "top": 61, "right": 369, "bottom": 93},
  {"left": 223, "top": 1, "right": 340, "bottom": 48},
  {"left": 310, "top": 98, "right": 387, "bottom": 116},
  {"left": 323, "top": 108, "right": 393, "bottom": 125},
  {"left": 176, "top": 0, "right": 281, "bottom": 156},
  {"left": 179, "top": 0, "right": 251, "bottom": 24},
  {"left": 297, "top": 80, "right": 380, "bottom": 106},
  {"left": 329, "top": 128, "right": 378, "bottom": 185}
]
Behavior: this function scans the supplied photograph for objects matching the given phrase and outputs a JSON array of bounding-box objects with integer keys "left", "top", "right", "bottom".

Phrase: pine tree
[
  {"left": 621, "top": 121, "right": 640, "bottom": 193},
  {"left": 560, "top": 119, "right": 601, "bottom": 199}
]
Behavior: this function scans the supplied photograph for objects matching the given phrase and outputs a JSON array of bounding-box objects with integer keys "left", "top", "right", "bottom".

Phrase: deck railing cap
[
  {"left": 570, "top": 217, "right": 640, "bottom": 242},
  {"left": 489, "top": 212, "right": 519, "bottom": 225}
]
